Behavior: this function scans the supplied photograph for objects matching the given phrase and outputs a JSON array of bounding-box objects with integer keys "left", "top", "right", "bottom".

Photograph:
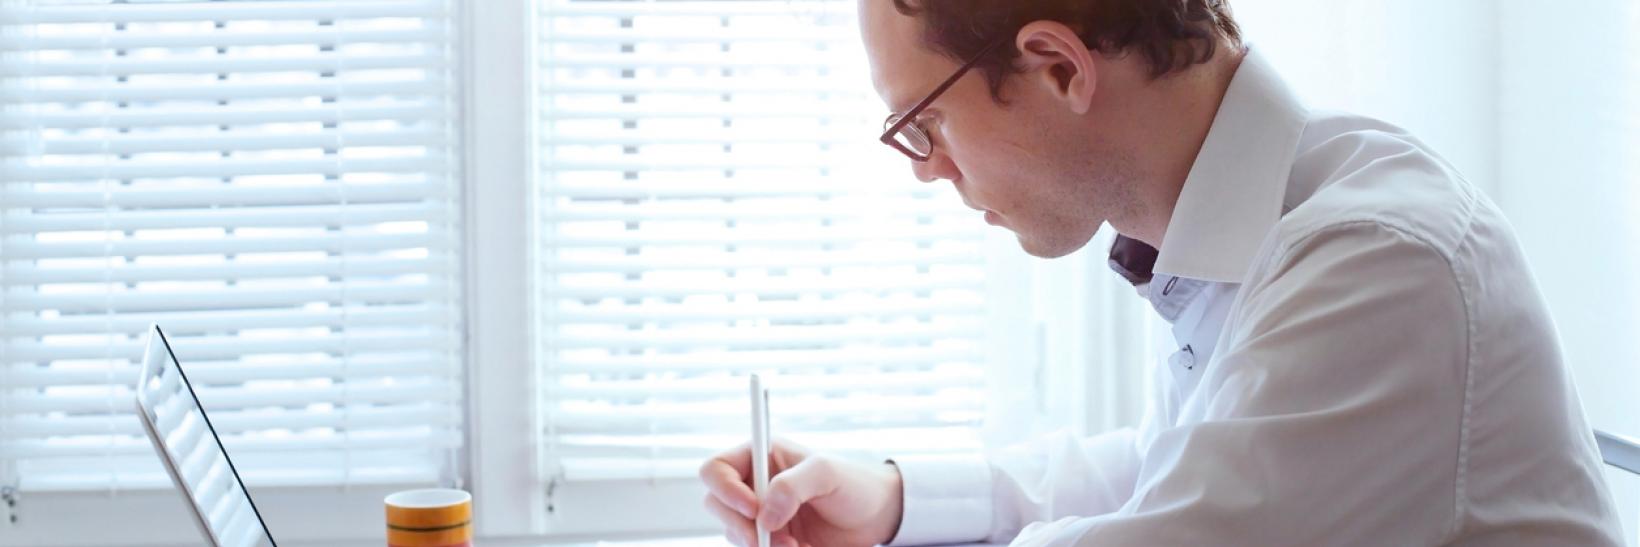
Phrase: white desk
[{"left": 588, "top": 537, "right": 1003, "bottom": 547}]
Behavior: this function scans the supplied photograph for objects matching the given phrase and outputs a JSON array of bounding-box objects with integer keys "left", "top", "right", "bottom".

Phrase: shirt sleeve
[
  {"left": 1006, "top": 222, "right": 1470, "bottom": 546},
  {"left": 888, "top": 428, "right": 1143, "bottom": 546}
]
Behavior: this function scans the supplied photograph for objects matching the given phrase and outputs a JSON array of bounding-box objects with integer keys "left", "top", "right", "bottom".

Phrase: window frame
[{"left": 463, "top": 0, "right": 547, "bottom": 538}]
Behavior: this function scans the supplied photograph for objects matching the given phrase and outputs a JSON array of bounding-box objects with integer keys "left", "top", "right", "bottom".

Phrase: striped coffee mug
[{"left": 385, "top": 488, "right": 471, "bottom": 547}]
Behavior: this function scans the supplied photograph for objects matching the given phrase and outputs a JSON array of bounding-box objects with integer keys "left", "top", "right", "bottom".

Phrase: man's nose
[{"left": 910, "top": 152, "right": 958, "bottom": 183}]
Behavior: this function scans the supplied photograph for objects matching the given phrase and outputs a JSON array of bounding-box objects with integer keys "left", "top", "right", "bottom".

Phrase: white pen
[{"left": 750, "top": 374, "right": 771, "bottom": 547}]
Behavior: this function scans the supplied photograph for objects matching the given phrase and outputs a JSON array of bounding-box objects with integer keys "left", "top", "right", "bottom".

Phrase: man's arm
[
  {"left": 1009, "top": 222, "right": 1468, "bottom": 546},
  {"left": 889, "top": 428, "right": 1144, "bottom": 545}
]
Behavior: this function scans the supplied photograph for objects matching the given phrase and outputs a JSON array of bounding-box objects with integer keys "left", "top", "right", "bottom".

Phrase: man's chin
[{"left": 1015, "top": 229, "right": 1096, "bottom": 259}]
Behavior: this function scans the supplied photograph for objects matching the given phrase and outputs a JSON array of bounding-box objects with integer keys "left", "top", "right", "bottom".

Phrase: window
[
  {"left": 532, "top": 0, "right": 991, "bottom": 484},
  {"left": 0, "top": 0, "right": 462, "bottom": 539}
]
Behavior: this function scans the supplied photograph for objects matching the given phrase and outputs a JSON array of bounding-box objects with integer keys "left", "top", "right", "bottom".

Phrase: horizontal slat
[
  {"left": 556, "top": 427, "right": 981, "bottom": 458},
  {"left": 3, "top": 353, "right": 451, "bottom": 388},
  {"left": 543, "top": 226, "right": 980, "bottom": 247},
  {"left": 3, "top": 403, "right": 455, "bottom": 438},
  {"left": 545, "top": 272, "right": 983, "bottom": 299},
  {"left": 553, "top": 297, "right": 982, "bottom": 324},
  {"left": 546, "top": 321, "right": 982, "bottom": 351},
  {"left": 19, "top": 459, "right": 437, "bottom": 492},
  {"left": 1, "top": 51, "right": 444, "bottom": 77},
  {"left": 548, "top": 457, "right": 703, "bottom": 482},
  {"left": 548, "top": 393, "right": 982, "bottom": 432},
  {"left": 543, "top": 51, "right": 860, "bottom": 70},
  {"left": 2, "top": 128, "right": 445, "bottom": 156},
  {"left": 2, "top": 231, "right": 441, "bottom": 259},
  {"left": 0, "top": 304, "right": 449, "bottom": 338},
  {"left": 541, "top": 154, "right": 862, "bottom": 171},
  {"left": 547, "top": 200, "right": 963, "bottom": 223},
  {"left": 0, "top": 0, "right": 446, "bottom": 25},
  {"left": 554, "top": 435, "right": 987, "bottom": 477},
  {"left": 0, "top": 26, "right": 445, "bottom": 51},
  {"left": 553, "top": 369, "right": 983, "bottom": 400},
  {"left": 1, "top": 77, "right": 445, "bottom": 103},
  {"left": 0, "top": 180, "right": 446, "bottom": 208},
  {"left": 5, "top": 330, "right": 455, "bottom": 362},
  {"left": 4, "top": 255, "right": 449, "bottom": 285},
  {"left": 2, "top": 155, "right": 445, "bottom": 181},
  {"left": 2, "top": 428, "right": 458, "bottom": 459},
  {"left": 541, "top": 27, "right": 852, "bottom": 45},
  {"left": 1, "top": 102, "right": 442, "bottom": 129},
  {"left": 542, "top": 1, "right": 853, "bottom": 17},
  {"left": 541, "top": 128, "right": 861, "bottom": 146},
  {"left": 548, "top": 346, "right": 978, "bottom": 375},
  {"left": 3, "top": 282, "right": 448, "bottom": 313},
  {"left": 541, "top": 183, "right": 947, "bottom": 200},
  {"left": 544, "top": 247, "right": 981, "bottom": 274},
  {"left": 541, "top": 103, "right": 874, "bottom": 121},
  {"left": 542, "top": 75, "right": 858, "bottom": 94},
  {"left": 7, "top": 380, "right": 455, "bottom": 414},
  {"left": 1, "top": 202, "right": 449, "bottom": 233}
]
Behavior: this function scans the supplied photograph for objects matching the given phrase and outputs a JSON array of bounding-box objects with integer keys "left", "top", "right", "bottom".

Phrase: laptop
[{"left": 134, "top": 324, "right": 278, "bottom": 547}]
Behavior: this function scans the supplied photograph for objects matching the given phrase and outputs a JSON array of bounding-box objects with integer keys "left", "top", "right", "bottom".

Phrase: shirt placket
[{"left": 1146, "top": 274, "right": 1213, "bottom": 422}]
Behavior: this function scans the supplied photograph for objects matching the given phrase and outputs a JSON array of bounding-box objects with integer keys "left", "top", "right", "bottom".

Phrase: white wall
[
  {"left": 1497, "top": 1, "right": 1640, "bottom": 541},
  {"left": 1233, "top": 0, "right": 1500, "bottom": 194}
]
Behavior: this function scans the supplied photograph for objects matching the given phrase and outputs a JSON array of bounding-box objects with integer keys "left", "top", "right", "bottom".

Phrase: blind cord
[
  {"left": 325, "top": 1, "right": 354, "bottom": 493},
  {"left": 97, "top": 14, "right": 118, "bottom": 499}
]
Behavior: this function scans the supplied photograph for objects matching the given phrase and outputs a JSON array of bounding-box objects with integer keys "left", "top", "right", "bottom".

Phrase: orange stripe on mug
[{"left": 386, "top": 489, "right": 471, "bottom": 547}]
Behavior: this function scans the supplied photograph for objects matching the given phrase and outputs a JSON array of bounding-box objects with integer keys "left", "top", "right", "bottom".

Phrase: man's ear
[{"left": 1014, "top": 21, "right": 1097, "bottom": 115}]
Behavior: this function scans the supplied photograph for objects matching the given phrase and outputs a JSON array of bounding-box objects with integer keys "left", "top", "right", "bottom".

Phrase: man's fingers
[
  {"left": 757, "top": 456, "right": 841, "bottom": 531},
  {"left": 708, "top": 441, "right": 754, "bottom": 476},
  {"left": 700, "top": 447, "right": 759, "bottom": 518},
  {"left": 704, "top": 494, "right": 754, "bottom": 546}
]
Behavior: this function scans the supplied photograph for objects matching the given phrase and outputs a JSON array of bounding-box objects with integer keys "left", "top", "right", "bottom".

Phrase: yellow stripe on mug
[{"left": 385, "top": 488, "right": 471, "bottom": 547}]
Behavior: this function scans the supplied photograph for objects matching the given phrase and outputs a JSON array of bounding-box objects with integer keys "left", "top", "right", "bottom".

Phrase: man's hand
[{"left": 699, "top": 439, "right": 903, "bottom": 547}]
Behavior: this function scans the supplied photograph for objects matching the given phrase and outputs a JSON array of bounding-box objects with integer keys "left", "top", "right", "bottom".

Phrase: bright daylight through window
[
  {"left": 0, "top": 0, "right": 463, "bottom": 500},
  {"left": 532, "top": 0, "right": 994, "bottom": 484}
]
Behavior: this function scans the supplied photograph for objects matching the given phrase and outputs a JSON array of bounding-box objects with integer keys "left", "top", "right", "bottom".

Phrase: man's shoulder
[{"left": 1270, "top": 111, "right": 1488, "bottom": 265}]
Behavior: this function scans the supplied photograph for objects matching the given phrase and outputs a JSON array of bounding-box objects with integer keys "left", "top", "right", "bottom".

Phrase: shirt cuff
[{"left": 884, "top": 453, "right": 993, "bottom": 546}]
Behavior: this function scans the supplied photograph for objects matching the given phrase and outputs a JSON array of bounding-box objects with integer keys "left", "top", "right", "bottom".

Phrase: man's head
[{"left": 860, "top": 0, "right": 1242, "bottom": 257}]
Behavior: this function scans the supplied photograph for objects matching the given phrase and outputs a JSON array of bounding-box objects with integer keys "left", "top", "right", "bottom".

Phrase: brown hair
[{"left": 890, "top": 0, "right": 1241, "bottom": 100}]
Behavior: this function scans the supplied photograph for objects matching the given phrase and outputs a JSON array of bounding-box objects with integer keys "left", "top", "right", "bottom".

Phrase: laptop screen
[{"left": 136, "top": 325, "right": 276, "bottom": 547}]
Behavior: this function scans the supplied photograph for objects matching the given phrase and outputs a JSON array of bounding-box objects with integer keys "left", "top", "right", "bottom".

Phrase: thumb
[{"left": 757, "top": 456, "right": 839, "bottom": 531}]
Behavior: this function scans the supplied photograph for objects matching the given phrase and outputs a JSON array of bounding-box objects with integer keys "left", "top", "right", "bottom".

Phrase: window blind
[
  {"left": 0, "top": 0, "right": 463, "bottom": 493},
  {"left": 535, "top": 0, "right": 992, "bottom": 482}
]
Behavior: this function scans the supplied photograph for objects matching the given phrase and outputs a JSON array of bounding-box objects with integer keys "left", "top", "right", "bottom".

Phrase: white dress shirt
[{"left": 886, "top": 48, "right": 1624, "bottom": 547}]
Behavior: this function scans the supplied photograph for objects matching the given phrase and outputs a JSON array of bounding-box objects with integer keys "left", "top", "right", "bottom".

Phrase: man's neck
[{"left": 1116, "top": 44, "right": 1247, "bottom": 250}]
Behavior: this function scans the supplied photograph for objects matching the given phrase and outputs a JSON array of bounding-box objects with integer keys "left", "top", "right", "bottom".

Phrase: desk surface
[{"left": 587, "top": 537, "right": 1003, "bottom": 547}]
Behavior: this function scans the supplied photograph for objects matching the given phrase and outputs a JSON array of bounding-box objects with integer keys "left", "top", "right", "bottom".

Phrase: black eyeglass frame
[{"left": 878, "top": 37, "right": 1009, "bottom": 162}]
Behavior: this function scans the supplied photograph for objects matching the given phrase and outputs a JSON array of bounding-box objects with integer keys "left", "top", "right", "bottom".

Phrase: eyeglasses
[{"left": 879, "top": 37, "right": 1007, "bottom": 162}]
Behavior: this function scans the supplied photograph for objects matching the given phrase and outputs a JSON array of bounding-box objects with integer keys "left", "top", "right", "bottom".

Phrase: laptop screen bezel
[{"left": 137, "top": 324, "right": 277, "bottom": 546}]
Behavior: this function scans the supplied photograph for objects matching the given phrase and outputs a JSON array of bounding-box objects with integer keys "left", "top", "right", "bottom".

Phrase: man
[{"left": 700, "top": 1, "right": 1625, "bottom": 545}]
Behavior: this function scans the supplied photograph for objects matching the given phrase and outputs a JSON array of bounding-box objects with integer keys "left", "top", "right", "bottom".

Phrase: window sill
[{"left": 0, "top": 483, "right": 421, "bottom": 547}]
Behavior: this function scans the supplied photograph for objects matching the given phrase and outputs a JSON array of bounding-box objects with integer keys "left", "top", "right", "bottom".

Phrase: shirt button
[{"left": 1170, "top": 345, "right": 1196, "bottom": 371}]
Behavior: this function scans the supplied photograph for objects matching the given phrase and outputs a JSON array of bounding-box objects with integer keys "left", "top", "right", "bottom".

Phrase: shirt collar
[{"left": 1145, "top": 46, "right": 1309, "bottom": 284}]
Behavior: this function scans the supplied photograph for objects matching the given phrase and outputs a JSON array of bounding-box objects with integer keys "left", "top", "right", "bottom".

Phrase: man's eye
[{"left": 914, "top": 116, "right": 937, "bottom": 134}]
